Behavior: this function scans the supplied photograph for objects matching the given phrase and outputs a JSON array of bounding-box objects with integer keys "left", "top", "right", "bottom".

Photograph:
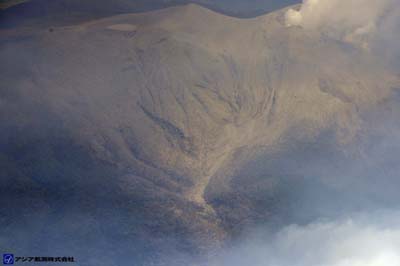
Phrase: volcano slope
[{"left": 1, "top": 4, "right": 400, "bottom": 266}]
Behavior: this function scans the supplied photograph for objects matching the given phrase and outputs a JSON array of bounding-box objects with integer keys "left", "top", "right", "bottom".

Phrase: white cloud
[
  {"left": 284, "top": 0, "right": 399, "bottom": 48},
  {"left": 212, "top": 210, "right": 400, "bottom": 266},
  {"left": 285, "top": 8, "right": 303, "bottom": 27}
]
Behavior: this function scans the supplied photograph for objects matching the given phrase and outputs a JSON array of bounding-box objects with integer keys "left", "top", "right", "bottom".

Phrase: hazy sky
[
  {"left": 193, "top": 0, "right": 300, "bottom": 14},
  {"left": 0, "top": 0, "right": 301, "bottom": 28}
]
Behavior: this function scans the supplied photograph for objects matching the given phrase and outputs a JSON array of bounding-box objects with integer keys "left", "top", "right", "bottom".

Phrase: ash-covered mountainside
[{"left": 1, "top": 4, "right": 399, "bottom": 266}]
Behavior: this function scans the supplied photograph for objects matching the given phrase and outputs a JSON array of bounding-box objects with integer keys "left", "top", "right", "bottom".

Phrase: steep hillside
[{"left": 1, "top": 4, "right": 399, "bottom": 265}]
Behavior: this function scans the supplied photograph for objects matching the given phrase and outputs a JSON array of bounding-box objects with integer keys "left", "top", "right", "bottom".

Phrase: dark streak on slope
[{"left": 139, "top": 104, "right": 196, "bottom": 157}]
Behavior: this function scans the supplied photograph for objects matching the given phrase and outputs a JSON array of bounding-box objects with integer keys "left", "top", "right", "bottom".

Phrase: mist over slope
[
  {"left": 1, "top": 3, "right": 400, "bottom": 265},
  {"left": 211, "top": 210, "right": 400, "bottom": 266}
]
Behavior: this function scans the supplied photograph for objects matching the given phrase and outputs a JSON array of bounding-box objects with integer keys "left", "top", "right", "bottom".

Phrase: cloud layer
[
  {"left": 213, "top": 210, "right": 400, "bottom": 266},
  {"left": 285, "top": 0, "right": 391, "bottom": 29},
  {"left": 285, "top": 0, "right": 400, "bottom": 48},
  {"left": 284, "top": 0, "right": 400, "bottom": 64}
]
